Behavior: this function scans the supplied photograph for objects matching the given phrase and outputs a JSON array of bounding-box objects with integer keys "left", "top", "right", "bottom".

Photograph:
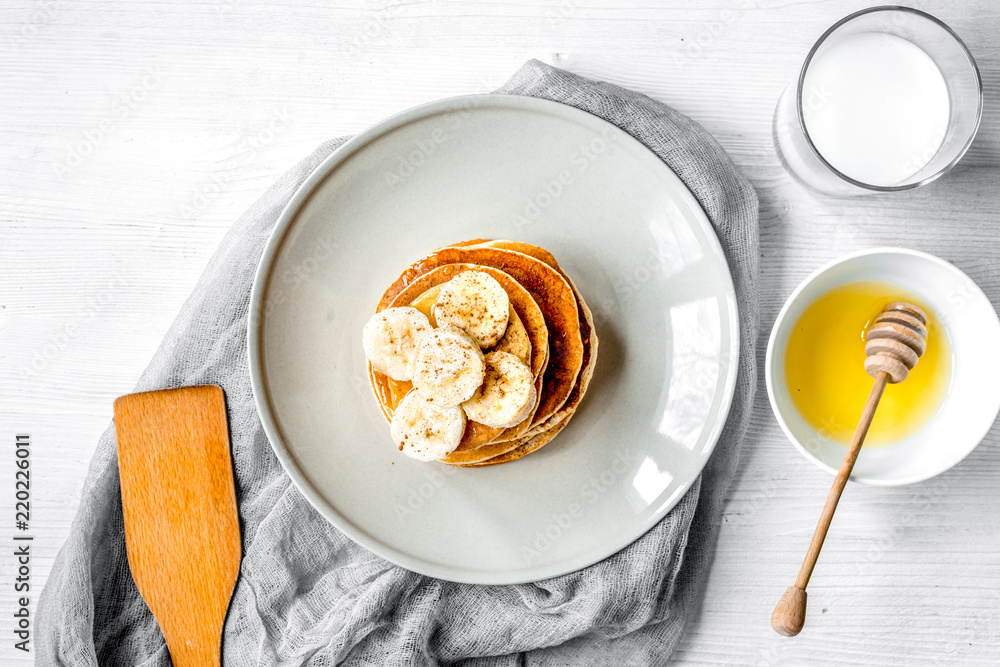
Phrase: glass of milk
[{"left": 774, "top": 6, "right": 982, "bottom": 195}]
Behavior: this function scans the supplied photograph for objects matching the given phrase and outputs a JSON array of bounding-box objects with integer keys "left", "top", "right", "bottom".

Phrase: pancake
[
  {"left": 456, "top": 410, "right": 573, "bottom": 467},
  {"left": 366, "top": 239, "right": 597, "bottom": 467},
  {"left": 476, "top": 241, "right": 599, "bottom": 441},
  {"left": 439, "top": 415, "right": 534, "bottom": 464},
  {"left": 451, "top": 240, "right": 599, "bottom": 461},
  {"left": 440, "top": 240, "right": 599, "bottom": 463},
  {"left": 367, "top": 362, "right": 407, "bottom": 422},
  {"left": 378, "top": 246, "right": 584, "bottom": 429},
  {"left": 370, "top": 263, "right": 549, "bottom": 450}
]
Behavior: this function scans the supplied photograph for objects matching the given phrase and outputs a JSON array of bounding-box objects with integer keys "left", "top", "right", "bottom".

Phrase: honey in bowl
[{"left": 785, "top": 280, "right": 952, "bottom": 447}]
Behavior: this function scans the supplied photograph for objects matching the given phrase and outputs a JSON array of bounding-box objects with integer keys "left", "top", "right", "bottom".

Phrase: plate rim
[{"left": 248, "top": 93, "right": 741, "bottom": 584}]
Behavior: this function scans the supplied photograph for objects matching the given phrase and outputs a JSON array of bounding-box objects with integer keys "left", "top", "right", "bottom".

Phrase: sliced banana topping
[
  {"left": 412, "top": 325, "right": 486, "bottom": 406},
  {"left": 391, "top": 390, "right": 466, "bottom": 461},
  {"left": 362, "top": 306, "right": 431, "bottom": 381},
  {"left": 462, "top": 351, "right": 536, "bottom": 428},
  {"left": 491, "top": 302, "right": 531, "bottom": 369},
  {"left": 433, "top": 271, "right": 510, "bottom": 348}
]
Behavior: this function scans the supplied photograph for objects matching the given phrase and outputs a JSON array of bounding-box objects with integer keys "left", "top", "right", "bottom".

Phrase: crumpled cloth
[{"left": 37, "top": 59, "right": 759, "bottom": 666}]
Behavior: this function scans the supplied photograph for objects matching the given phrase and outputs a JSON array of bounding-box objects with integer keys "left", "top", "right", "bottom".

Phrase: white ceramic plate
[{"left": 248, "top": 95, "right": 739, "bottom": 584}]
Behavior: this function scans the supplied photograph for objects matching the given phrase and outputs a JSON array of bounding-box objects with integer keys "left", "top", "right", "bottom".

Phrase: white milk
[{"left": 801, "top": 32, "right": 950, "bottom": 186}]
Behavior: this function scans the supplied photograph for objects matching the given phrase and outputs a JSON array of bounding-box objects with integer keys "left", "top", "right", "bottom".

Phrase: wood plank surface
[{"left": 1, "top": 0, "right": 998, "bottom": 664}]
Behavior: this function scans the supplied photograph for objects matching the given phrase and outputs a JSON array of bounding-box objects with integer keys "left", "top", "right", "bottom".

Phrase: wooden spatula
[{"left": 114, "top": 385, "right": 241, "bottom": 667}]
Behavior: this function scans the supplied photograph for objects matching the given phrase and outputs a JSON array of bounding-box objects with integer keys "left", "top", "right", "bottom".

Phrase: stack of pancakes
[{"left": 368, "top": 239, "right": 598, "bottom": 467}]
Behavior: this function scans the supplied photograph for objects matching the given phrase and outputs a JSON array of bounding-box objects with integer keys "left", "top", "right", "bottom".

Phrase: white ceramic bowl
[{"left": 766, "top": 248, "right": 1000, "bottom": 485}]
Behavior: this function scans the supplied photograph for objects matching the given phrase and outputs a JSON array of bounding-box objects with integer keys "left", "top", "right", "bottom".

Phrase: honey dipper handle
[
  {"left": 772, "top": 370, "right": 889, "bottom": 636},
  {"left": 797, "top": 370, "right": 888, "bottom": 587}
]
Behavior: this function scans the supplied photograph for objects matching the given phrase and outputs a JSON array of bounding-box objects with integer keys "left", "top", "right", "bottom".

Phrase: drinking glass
[{"left": 774, "top": 6, "right": 982, "bottom": 195}]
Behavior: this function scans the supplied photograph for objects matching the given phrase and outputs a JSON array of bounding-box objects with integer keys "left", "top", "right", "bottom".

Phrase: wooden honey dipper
[{"left": 771, "top": 301, "right": 928, "bottom": 637}]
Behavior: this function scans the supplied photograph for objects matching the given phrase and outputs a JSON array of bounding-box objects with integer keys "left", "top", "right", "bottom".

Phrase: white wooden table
[{"left": 2, "top": 0, "right": 998, "bottom": 664}]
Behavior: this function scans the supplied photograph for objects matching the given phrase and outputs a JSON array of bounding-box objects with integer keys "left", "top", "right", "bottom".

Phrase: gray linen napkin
[{"left": 37, "top": 59, "right": 759, "bottom": 666}]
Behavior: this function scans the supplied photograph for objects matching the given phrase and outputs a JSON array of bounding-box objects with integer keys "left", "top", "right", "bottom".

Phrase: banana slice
[
  {"left": 391, "top": 390, "right": 466, "bottom": 461},
  {"left": 412, "top": 325, "right": 486, "bottom": 406},
  {"left": 433, "top": 271, "right": 510, "bottom": 348},
  {"left": 411, "top": 282, "right": 531, "bottom": 370},
  {"left": 362, "top": 306, "right": 431, "bottom": 381},
  {"left": 462, "top": 351, "right": 536, "bottom": 428},
  {"left": 491, "top": 303, "right": 531, "bottom": 369}
]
